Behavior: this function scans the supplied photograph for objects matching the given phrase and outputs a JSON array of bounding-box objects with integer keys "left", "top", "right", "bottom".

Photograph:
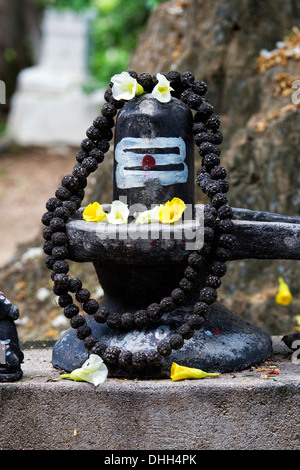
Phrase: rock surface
[{"left": 129, "top": 0, "right": 300, "bottom": 334}]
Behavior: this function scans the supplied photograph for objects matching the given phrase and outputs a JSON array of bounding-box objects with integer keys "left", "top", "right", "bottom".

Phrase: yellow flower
[
  {"left": 158, "top": 197, "right": 186, "bottom": 224},
  {"left": 152, "top": 73, "right": 174, "bottom": 103},
  {"left": 170, "top": 362, "right": 219, "bottom": 381},
  {"left": 61, "top": 354, "right": 108, "bottom": 386},
  {"left": 111, "top": 71, "right": 144, "bottom": 101},
  {"left": 275, "top": 277, "right": 293, "bottom": 306},
  {"left": 83, "top": 202, "right": 107, "bottom": 222}
]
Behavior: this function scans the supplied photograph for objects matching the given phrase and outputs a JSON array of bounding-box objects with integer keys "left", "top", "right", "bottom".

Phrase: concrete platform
[{"left": 0, "top": 337, "right": 299, "bottom": 450}]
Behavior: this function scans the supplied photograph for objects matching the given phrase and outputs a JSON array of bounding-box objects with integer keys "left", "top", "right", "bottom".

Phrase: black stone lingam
[
  {"left": 45, "top": 71, "right": 300, "bottom": 379},
  {"left": 0, "top": 292, "right": 24, "bottom": 382},
  {"left": 113, "top": 94, "right": 195, "bottom": 209}
]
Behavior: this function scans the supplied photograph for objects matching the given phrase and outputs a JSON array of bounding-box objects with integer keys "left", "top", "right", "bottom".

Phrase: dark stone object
[
  {"left": 0, "top": 292, "right": 24, "bottom": 382},
  {"left": 113, "top": 94, "right": 195, "bottom": 209},
  {"left": 52, "top": 302, "right": 272, "bottom": 379},
  {"left": 50, "top": 205, "right": 300, "bottom": 378}
]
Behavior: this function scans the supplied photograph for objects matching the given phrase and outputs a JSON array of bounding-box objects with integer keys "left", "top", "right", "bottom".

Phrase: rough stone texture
[
  {"left": 129, "top": 0, "right": 300, "bottom": 335},
  {"left": 0, "top": 338, "right": 299, "bottom": 450}
]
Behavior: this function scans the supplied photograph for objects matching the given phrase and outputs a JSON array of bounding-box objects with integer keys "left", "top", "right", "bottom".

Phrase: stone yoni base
[{"left": 52, "top": 302, "right": 272, "bottom": 378}]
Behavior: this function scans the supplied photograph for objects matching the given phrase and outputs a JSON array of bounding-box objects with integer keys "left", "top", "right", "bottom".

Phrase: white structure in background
[{"left": 8, "top": 9, "right": 104, "bottom": 146}]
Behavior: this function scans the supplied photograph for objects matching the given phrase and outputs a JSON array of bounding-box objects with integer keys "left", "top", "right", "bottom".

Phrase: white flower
[
  {"left": 111, "top": 71, "right": 144, "bottom": 101},
  {"left": 61, "top": 354, "right": 108, "bottom": 386},
  {"left": 134, "top": 205, "right": 160, "bottom": 224},
  {"left": 106, "top": 200, "right": 129, "bottom": 224},
  {"left": 152, "top": 73, "right": 174, "bottom": 103}
]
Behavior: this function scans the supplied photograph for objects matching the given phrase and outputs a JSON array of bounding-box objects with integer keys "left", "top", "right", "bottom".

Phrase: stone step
[{"left": 0, "top": 337, "right": 299, "bottom": 450}]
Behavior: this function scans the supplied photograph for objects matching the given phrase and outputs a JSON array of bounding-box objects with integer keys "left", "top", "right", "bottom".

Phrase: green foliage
[{"left": 40, "top": 0, "right": 169, "bottom": 88}]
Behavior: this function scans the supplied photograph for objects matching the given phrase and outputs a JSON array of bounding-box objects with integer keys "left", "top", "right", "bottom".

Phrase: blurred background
[{"left": 0, "top": 0, "right": 299, "bottom": 342}]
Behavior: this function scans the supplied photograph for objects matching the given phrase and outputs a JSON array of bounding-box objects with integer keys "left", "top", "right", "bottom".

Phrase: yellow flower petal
[
  {"left": 83, "top": 202, "right": 107, "bottom": 222},
  {"left": 170, "top": 362, "right": 219, "bottom": 381},
  {"left": 275, "top": 277, "right": 293, "bottom": 306},
  {"left": 158, "top": 197, "right": 186, "bottom": 224}
]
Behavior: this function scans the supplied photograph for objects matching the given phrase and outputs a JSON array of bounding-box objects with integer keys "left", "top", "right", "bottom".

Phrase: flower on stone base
[
  {"left": 83, "top": 202, "right": 107, "bottom": 222},
  {"left": 170, "top": 362, "right": 219, "bottom": 381},
  {"left": 61, "top": 354, "right": 108, "bottom": 386}
]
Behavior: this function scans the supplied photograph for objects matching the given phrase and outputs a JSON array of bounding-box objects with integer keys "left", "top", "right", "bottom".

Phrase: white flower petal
[
  {"left": 135, "top": 205, "right": 160, "bottom": 224},
  {"left": 152, "top": 73, "right": 174, "bottom": 103},
  {"left": 111, "top": 71, "right": 137, "bottom": 100},
  {"left": 82, "top": 354, "right": 104, "bottom": 373},
  {"left": 61, "top": 354, "right": 108, "bottom": 386},
  {"left": 106, "top": 200, "right": 129, "bottom": 224}
]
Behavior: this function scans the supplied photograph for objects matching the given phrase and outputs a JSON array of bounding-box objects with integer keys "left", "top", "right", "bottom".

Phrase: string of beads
[{"left": 42, "top": 70, "right": 236, "bottom": 370}]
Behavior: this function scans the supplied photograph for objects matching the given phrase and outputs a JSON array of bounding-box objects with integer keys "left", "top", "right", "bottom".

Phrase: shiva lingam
[{"left": 41, "top": 71, "right": 300, "bottom": 378}]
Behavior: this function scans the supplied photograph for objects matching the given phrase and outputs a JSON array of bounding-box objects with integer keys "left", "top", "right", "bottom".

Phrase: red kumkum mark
[
  {"left": 142, "top": 154, "right": 156, "bottom": 168},
  {"left": 214, "top": 329, "right": 221, "bottom": 335}
]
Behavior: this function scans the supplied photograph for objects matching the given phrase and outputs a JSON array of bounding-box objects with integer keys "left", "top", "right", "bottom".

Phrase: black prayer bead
[
  {"left": 157, "top": 340, "right": 172, "bottom": 357},
  {"left": 92, "top": 341, "right": 107, "bottom": 357},
  {"left": 106, "top": 313, "right": 122, "bottom": 329},
  {"left": 94, "top": 306, "right": 109, "bottom": 323},
  {"left": 147, "top": 350, "right": 162, "bottom": 367},
  {"left": 206, "top": 275, "right": 222, "bottom": 289},
  {"left": 193, "top": 301, "right": 209, "bottom": 316},
  {"left": 77, "top": 324, "right": 92, "bottom": 340},
  {"left": 147, "top": 303, "right": 162, "bottom": 320},
  {"left": 132, "top": 351, "right": 147, "bottom": 369},
  {"left": 105, "top": 346, "right": 121, "bottom": 364},
  {"left": 199, "top": 287, "right": 217, "bottom": 304},
  {"left": 58, "top": 293, "right": 73, "bottom": 308},
  {"left": 206, "top": 114, "right": 221, "bottom": 130},
  {"left": 159, "top": 296, "right": 175, "bottom": 313},
  {"left": 53, "top": 260, "right": 69, "bottom": 274},
  {"left": 210, "top": 261, "right": 227, "bottom": 277},
  {"left": 171, "top": 288, "right": 185, "bottom": 305},
  {"left": 51, "top": 232, "right": 67, "bottom": 246},
  {"left": 83, "top": 299, "right": 99, "bottom": 315},
  {"left": 178, "top": 323, "right": 194, "bottom": 340},
  {"left": 119, "top": 350, "right": 132, "bottom": 367},
  {"left": 84, "top": 335, "right": 98, "bottom": 350},
  {"left": 181, "top": 71, "right": 195, "bottom": 87},
  {"left": 70, "top": 314, "right": 85, "bottom": 329},
  {"left": 52, "top": 246, "right": 68, "bottom": 260},
  {"left": 179, "top": 277, "right": 194, "bottom": 292},
  {"left": 121, "top": 312, "right": 134, "bottom": 330},
  {"left": 68, "top": 278, "right": 82, "bottom": 293},
  {"left": 64, "top": 303, "right": 80, "bottom": 318},
  {"left": 138, "top": 72, "right": 154, "bottom": 92},
  {"left": 193, "top": 80, "right": 207, "bottom": 96},
  {"left": 55, "top": 186, "right": 72, "bottom": 201},
  {"left": 46, "top": 197, "right": 63, "bottom": 212},
  {"left": 184, "top": 266, "right": 197, "bottom": 280},
  {"left": 41, "top": 211, "right": 54, "bottom": 226},
  {"left": 134, "top": 310, "right": 149, "bottom": 328},
  {"left": 188, "top": 314, "right": 204, "bottom": 330},
  {"left": 169, "top": 333, "right": 184, "bottom": 350}
]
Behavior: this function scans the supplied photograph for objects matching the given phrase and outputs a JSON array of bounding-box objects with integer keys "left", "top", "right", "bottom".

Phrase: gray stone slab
[{"left": 0, "top": 337, "right": 299, "bottom": 450}]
